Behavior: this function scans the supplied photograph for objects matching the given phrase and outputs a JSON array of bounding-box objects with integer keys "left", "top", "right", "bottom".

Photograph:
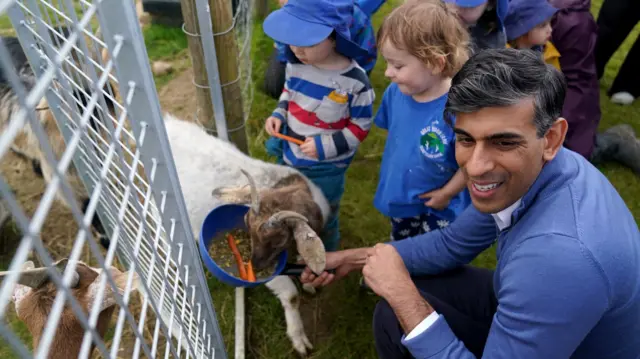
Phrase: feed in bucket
[{"left": 207, "top": 228, "right": 277, "bottom": 281}]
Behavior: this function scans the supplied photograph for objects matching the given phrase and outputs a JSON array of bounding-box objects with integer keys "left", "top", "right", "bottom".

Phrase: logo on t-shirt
[{"left": 419, "top": 125, "right": 448, "bottom": 159}]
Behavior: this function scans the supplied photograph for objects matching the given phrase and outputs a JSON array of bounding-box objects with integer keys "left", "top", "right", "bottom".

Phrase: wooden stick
[
  {"left": 226, "top": 233, "right": 248, "bottom": 280},
  {"left": 272, "top": 132, "right": 305, "bottom": 146}
]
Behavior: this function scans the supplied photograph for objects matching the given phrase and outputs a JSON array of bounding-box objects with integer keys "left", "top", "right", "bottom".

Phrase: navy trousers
[{"left": 373, "top": 265, "right": 497, "bottom": 358}]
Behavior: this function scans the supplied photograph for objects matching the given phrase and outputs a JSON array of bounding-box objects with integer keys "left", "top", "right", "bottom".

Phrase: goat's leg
[{"left": 266, "top": 276, "right": 313, "bottom": 356}]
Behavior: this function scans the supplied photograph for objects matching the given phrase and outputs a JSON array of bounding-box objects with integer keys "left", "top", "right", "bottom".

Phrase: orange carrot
[
  {"left": 272, "top": 132, "right": 305, "bottom": 146},
  {"left": 226, "top": 233, "right": 248, "bottom": 280},
  {"left": 246, "top": 261, "right": 256, "bottom": 282}
]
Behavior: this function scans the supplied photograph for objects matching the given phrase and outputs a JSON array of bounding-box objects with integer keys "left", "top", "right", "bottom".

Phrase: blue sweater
[
  {"left": 373, "top": 84, "right": 471, "bottom": 222},
  {"left": 390, "top": 147, "right": 640, "bottom": 358}
]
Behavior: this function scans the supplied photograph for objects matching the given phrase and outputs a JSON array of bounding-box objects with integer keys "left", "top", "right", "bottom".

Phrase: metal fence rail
[{"left": 0, "top": 0, "right": 226, "bottom": 357}]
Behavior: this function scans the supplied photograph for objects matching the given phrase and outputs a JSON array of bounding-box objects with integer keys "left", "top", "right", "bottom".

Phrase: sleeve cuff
[
  {"left": 404, "top": 311, "right": 440, "bottom": 340},
  {"left": 400, "top": 313, "right": 458, "bottom": 358},
  {"left": 314, "top": 136, "right": 326, "bottom": 161},
  {"left": 272, "top": 112, "right": 286, "bottom": 122}
]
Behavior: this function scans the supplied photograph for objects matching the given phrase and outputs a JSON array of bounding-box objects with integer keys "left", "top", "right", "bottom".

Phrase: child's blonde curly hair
[{"left": 377, "top": 0, "right": 471, "bottom": 78}]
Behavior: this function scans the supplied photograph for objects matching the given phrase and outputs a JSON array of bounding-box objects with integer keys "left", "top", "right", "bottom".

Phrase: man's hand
[
  {"left": 300, "top": 137, "right": 318, "bottom": 159},
  {"left": 419, "top": 187, "right": 452, "bottom": 210},
  {"left": 300, "top": 248, "right": 369, "bottom": 288},
  {"left": 265, "top": 116, "right": 282, "bottom": 136},
  {"left": 363, "top": 243, "right": 434, "bottom": 334},
  {"left": 362, "top": 243, "right": 414, "bottom": 300}
]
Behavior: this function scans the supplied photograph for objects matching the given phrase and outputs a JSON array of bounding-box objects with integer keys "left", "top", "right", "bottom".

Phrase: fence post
[
  {"left": 209, "top": 0, "right": 249, "bottom": 154},
  {"left": 179, "top": 0, "right": 215, "bottom": 131},
  {"left": 256, "top": 0, "right": 269, "bottom": 19}
]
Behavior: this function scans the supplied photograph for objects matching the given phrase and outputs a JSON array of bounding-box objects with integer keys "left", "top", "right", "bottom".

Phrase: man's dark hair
[{"left": 445, "top": 48, "right": 567, "bottom": 137}]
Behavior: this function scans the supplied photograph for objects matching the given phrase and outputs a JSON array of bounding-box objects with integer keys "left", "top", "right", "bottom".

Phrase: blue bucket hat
[
  {"left": 443, "top": 0, "right": 509, "bottom": 28},
  {"left": 262, "top": 0, "right": 369, "bottom": 60},
  {"left": 504, "top": 0, "right": 558, "bottom": 41}
]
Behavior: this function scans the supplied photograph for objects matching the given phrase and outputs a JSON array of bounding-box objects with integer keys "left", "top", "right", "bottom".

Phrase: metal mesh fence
[{"left": 0, "top": 0, "right": 226, "bottom": 357}]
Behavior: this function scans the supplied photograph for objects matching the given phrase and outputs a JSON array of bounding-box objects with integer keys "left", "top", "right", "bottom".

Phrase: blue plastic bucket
[{"left": 199, "top": 204, "right": 290, "bottom": 288}]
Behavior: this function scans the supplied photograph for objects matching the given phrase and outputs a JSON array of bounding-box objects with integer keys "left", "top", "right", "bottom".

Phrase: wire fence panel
[{"left": 0, "top": 0, "right": 226, "bottom": 357}]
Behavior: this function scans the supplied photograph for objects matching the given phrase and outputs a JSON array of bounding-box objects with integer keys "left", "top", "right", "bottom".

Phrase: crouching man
[{"left": 300, "top": 48, "right": 640, "bottom": 358}]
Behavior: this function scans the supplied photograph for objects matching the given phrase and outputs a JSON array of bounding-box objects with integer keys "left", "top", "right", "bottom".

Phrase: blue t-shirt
[{"left": 373, "top": 83, "right": 471, "bottom": 222}]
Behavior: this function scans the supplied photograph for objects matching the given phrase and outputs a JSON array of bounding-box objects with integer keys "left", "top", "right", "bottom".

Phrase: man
[{"left": 300, "top": 48, "right": 640, "bottom": 358}]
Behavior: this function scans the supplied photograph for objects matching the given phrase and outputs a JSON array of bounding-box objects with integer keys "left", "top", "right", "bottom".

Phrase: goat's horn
[
  {"left": 0, "top": 259, "right": 79, "bottom": 289},
  {"left": 265, "top": 210, "right": 309, "bottom": 227},
  {"left": 240, "top": 169, "right": 260, "bottom": 214}
]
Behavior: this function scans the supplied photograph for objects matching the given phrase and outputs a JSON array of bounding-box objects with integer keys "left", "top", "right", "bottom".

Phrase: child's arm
[
  {"left": 313, "top": 83, "right": 376, "bottom": 160},
  {"left": 418, "top": 169, "right": 466, "bottom": 210},
  {"left": 265, "top": 64, "right": 292, "bottom": 135},
  {"left": 373, "top": 86, "right": 392, "bottom": 131},
  {"left": 271, "top": 63, "right": 292, "bottom": 123}
]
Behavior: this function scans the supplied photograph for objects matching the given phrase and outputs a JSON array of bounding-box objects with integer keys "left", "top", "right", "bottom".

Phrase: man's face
[{"left": 453, "top": 98, "right": 566, "bottom": 213}]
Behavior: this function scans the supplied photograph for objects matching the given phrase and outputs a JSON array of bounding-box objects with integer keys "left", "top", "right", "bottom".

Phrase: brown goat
[
  {"left": 214, "top": 169, "right": 328, "bottom": 274},
  {"left": 6, "top": 259, "right": 140, "bottom": 359}
]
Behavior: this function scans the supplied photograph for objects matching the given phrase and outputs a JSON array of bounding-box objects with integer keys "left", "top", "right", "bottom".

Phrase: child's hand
[
  {"left": 265, "top": 116, "right": 282, "bottom": 136},
  {"left": 300, "top": 137, "right": 318, "bottom": 159},
  {"left": 419, "top": 187, "right": 452, "bottom": 211},
  {"left": 278, "top": 0, "right": 288, "bottom": 6}
]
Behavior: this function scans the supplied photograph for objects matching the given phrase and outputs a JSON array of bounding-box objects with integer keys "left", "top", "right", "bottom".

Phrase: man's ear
[{"left": 543, "top": 117, "right": 568, "bottom": 161}]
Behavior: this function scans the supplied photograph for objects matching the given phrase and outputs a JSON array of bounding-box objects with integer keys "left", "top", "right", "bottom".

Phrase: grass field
[{"left": 0, "top": 0, "right": 638, "bottom": 358}]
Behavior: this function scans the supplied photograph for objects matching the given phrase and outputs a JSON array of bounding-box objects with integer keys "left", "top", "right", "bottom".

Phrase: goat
[
  {"left": 0, "top": 27, "right": 130, "bottom": 248},
  {"left": 6, "top": 258, "right": 140, "bottom": 359},
  {"left": 164, "top": 114, "right": 330, "bottom": 356}
]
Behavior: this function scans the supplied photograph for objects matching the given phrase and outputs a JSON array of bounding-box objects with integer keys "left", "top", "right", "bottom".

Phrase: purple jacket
[{"left": 549, "top": 0, "right": 601, "bottom": 159}]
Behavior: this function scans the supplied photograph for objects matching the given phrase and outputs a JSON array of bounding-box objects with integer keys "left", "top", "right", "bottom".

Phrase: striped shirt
[{"left": 272, "top": 60, "right": 375, "bottom": 167}]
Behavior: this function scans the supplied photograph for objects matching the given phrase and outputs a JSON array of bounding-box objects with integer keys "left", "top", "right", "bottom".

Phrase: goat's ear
[
  {"left": 87, "top": 268, "right": 141, "bottom": 312},
  {"left": 292, "top": 223, "right": 326, "bottom": 274}
]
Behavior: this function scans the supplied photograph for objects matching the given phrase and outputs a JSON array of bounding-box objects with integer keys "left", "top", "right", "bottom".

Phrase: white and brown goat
[
  {"left": 165, "top": 115, "right": 331, "bottom": 356},
  {"left": 5, "top": 259, "right": 140, "bottom": 359}
]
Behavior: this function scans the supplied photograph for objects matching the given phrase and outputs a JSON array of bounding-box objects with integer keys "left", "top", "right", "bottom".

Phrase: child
[
  {"left": 373, "top": 0, "right": 471, "bottom": 241},
  {"left": 504, "top": 0, "right": 561, "bottom": 70},
  {"left": 263, "top": 0, "right": 378, "bottom": 100},
  {"left": 444, "top": 0, "right": 509, "bottom": 51},
  {"left": 261, "top": 0, "right": 375, "bottom": 251}
]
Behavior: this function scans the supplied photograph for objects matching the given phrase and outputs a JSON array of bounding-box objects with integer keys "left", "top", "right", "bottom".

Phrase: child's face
[
  {"left": 447, "top": 2, "right": 488, "bottom": 26},
  {"left": 289, "top": 38, "right": 336, "bottom": 65},
  {"left": 380, "top": 40, "right": 442, "bottom": 98},
  {"left": 527, "top": 20, "right": 553, "bottom": 47}
]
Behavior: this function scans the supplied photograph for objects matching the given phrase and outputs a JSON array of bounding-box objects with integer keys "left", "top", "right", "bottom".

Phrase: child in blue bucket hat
[
  {"left": 504, "top": 0, "right": 561, "bottom": 70},
  {"left": 443, "top": 0, "right": 509, "bottom": 50},
  {"left": 263, "top": 0, "right": 378, "bottom": 100},
  {"left": 262, "top": 0, "right": 376, "bottom": 252}
]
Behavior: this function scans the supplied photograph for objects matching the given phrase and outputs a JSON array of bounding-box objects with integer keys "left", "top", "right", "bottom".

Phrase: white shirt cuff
[{"left": 404, "top": 311, "right": 440, "bottom": 340}]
